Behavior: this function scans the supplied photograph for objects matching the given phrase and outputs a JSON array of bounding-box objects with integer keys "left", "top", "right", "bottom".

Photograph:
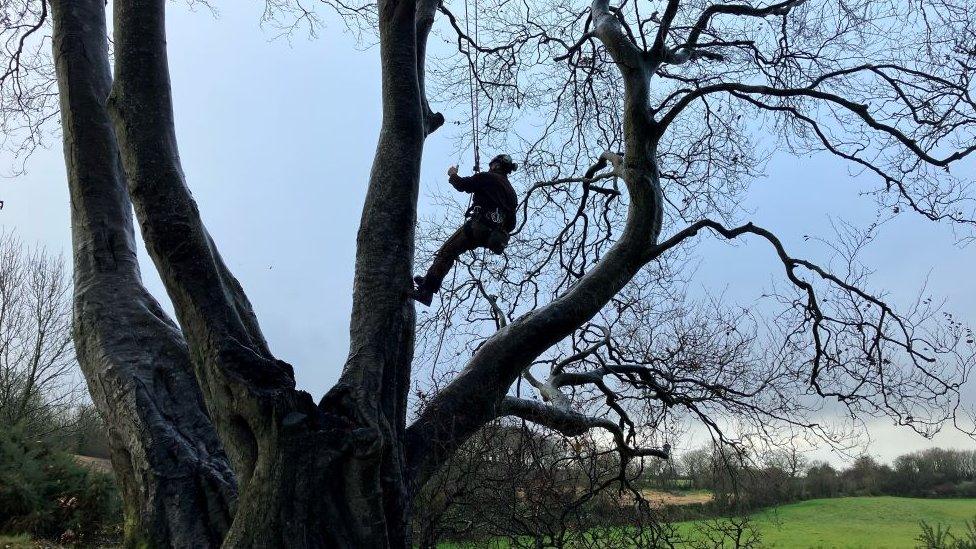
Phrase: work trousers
[{"left": 420, "top": 219, "right": 495, "bottom": 294}]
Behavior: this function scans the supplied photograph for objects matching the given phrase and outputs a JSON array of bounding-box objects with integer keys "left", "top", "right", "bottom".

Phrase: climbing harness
[{"left": 464, "top": 206, "right": 510, "bottom": 254}]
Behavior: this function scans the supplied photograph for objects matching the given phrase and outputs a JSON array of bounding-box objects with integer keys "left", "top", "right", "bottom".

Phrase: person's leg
[{"left": 414, "top": 224, "right": 476, "bottom": 303}]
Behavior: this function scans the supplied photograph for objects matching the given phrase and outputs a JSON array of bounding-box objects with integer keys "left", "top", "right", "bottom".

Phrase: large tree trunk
[
  {"left": 317, "top": 0, "right": 432, "bottom": 543},
  {"left": 99, "top": 0, "right": 439, "bottom": 545},
  {"left": 53, "top": 0, "right": 659, "bottom": 544},
  {"left": 50, "top": 1, "right": 236, "bottom": 546},
  {"left": 52, "top": 0, "right": 664, "bottom": 544}
]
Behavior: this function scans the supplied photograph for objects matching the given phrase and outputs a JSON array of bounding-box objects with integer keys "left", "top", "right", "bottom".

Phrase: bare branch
[{"left": 499, "top": 396, "right": 670, "bottom": 459}]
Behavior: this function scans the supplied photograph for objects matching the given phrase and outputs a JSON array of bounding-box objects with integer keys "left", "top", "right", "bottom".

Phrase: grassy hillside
[
  {"left": 680, "top": 497, "right": 975, "bottom": 548},
  {"left": 440, "top": 496, "right": 976, "bottom": 548}
]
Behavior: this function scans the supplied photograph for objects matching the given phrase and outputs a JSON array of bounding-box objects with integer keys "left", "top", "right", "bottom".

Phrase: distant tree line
[
  {"left": 411, "top": 415, "right": 976, "bottom": 548},
  {"left": 412, "top": 421, "right": 668, "bottom": 549},
  {"left": 670, "top": 445, "right": 976, "bottom": 512},
  {"left": 411, "top": 426, "right": 976, "bottom": 546}
]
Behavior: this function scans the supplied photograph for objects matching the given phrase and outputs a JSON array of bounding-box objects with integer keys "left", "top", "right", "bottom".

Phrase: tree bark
[
  {"left": 55, "top": 0, "right": 661, "bottom": 544},
  {"left": 318, "top": 0, "right": 437, "bottom": 543},
  {"left": 51, "top": 1, "right": 236, "bottom": 546},
  {"left": 104, "top": 1, "right": 336, "bottom": 545},
  {"left": 103, "top": 0, "right": 440, "bottom": 545}
]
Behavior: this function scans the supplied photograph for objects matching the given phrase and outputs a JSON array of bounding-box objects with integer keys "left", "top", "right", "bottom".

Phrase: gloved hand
[{"left": 447, "top": 165, "right": 459, "bottom": 177}]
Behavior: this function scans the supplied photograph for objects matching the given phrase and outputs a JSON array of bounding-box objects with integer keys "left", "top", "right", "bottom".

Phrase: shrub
[
  {"left": 917, "top": 516, "right": 976, "bottom": 549},
  {"left": 0, "top": 424, "right": 121, "bottom": 544},
  {"left": 957, "top": 481, "right": 976, "bottom": 498}
]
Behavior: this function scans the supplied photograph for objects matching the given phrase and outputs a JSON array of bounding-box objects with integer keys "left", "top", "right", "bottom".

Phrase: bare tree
[
  {"left": 0, "top": 231, "right": 75, "bottom": 434},
  {"left": 411, "top": 405, "right": 674, "bottom": 548},
  {"left": 0, "top": 0, "right": 56, "bottom": 172},
  {"left": 1, "top": 0, "right": 975, "bottom": 547}
]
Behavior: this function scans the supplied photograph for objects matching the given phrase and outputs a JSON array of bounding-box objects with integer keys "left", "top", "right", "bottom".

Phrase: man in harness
[{"left": 413, "top": 153, "right": 519, "bottom": 306}]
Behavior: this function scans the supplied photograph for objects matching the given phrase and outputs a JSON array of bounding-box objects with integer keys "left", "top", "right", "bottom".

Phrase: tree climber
[{"left": 413, "top": 154, "right": 519, "bottom": 306}]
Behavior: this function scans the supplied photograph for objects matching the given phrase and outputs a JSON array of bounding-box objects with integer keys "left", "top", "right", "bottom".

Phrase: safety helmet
[{"left": 489, "top": 154, "right": 518, "bottom": 173}]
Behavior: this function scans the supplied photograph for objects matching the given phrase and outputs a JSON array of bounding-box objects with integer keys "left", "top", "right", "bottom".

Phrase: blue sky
[{"left": 2, "top": 2, "right": 973, "bottom": 463}]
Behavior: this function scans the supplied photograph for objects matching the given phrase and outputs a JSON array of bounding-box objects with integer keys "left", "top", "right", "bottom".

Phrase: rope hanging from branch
[{"left": 463, "top": 0, "right": 481, "bottom": 172}]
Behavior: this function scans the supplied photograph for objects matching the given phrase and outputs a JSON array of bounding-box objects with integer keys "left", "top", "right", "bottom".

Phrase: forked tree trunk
[
  {"left": 54, "top": 0, "right": 418, "bottom": 538},
  {"left": 51, "top": 0, "right": 428, "bottom": 539},
  {"left": 51, "top": 1, "right": 236, "bottom": 546},
  {"left": 97, "top": 0, "right": 435, "bottom": 546},
  {"left": 51, "top": 0, "right": 658, "bottom": 545}
]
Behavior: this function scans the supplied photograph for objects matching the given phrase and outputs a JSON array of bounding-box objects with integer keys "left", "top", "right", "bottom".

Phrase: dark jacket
[{"left": 448, "top": 171, "right": 518, "bottom": 232}]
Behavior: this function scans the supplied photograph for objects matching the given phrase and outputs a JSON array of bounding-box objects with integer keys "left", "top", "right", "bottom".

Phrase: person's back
[
  {"left": 448, "top": 170, "right": 518, "bottom": 232},
  {"left": 413, "top": 154, "right": 520, "bottom": 306}
]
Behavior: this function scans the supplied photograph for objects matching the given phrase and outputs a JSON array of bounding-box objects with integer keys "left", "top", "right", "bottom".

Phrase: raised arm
[{"left": 447, "top": 166, "right": 484, "bottom": 193}]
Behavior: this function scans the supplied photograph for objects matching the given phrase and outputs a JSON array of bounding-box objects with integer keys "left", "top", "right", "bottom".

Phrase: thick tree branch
[
  {"left": 499, "top": 397, "right": 670, "bottom": 459},
  {"left": 107, "top": 10, "right": 338, "bottom": 547},
  {"left": 589, "top": 0, "right": 647, "bottom": 75},
  {"left": 318, "top": 0, "right": 445, "bottom": 543},
  {"left": 649, "top": 0, "right": 680, "bottom": 60},
  {"left": 110, "top": 0, "right": 305, "bottom": 427},
  {"left": 405, "top": 0, "right": 665, "bottom": 490},
  {"left": 51, "top": 1, "right": 235, "bottom": 544}
]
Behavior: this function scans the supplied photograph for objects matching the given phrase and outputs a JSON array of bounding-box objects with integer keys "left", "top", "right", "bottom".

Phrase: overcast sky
[{"left": 1, "top": 2, "right": 973, "bottom": 464}]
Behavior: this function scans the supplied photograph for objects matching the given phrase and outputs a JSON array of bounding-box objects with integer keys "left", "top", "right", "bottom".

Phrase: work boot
[
  {"left": 412, "top": 290, "right": 433, "bottom": 306},
  {"left": 412, "top": 276, "right": 434, "bottom": 306}
]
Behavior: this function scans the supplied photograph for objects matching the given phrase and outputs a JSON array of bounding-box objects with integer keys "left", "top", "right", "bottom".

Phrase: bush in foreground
[
  {"left": 917, "top": 516, "right": 976, "bottom": 549},
  {"left": 0, "top": 424, "right": 121, "bottom": 545}
]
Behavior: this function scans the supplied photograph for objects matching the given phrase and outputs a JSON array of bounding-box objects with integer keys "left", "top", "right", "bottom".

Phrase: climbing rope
[
  {"left": 430, "top": 0, "right": 482, "bottom": 367},
  {"left": 431, "top": 266, "right": 459, "bottom": 370},
  {"left": 464, "top": 0, "right": 481, "bottom": 171}
]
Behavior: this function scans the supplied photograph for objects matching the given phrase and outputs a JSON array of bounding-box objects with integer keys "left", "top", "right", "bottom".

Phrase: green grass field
[
  {"left": 439, "top": 496, "right": 976, "bottom": 548},
  {"left": 0, "top": 535, "right": 36, "bottom": 549},
  {"left": 690, "top": 497, "right": 976, "bottom": 549},
  {"left": 4, "top": 496, "right": 974, "bottom": 548}
]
